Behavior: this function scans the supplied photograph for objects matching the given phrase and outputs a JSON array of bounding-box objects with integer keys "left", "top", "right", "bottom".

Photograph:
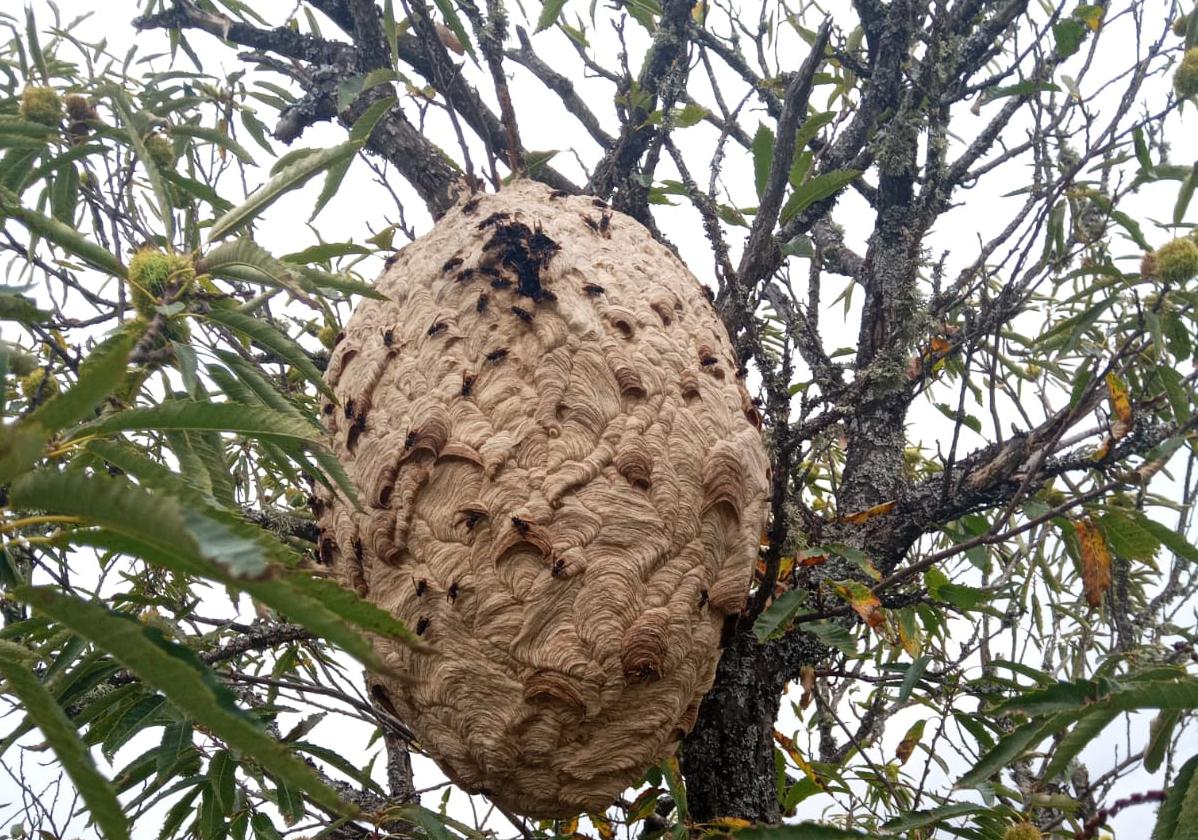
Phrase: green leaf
[
  {"left": 990, "top": 678, "right": 1110, "bottom": 716},
  {"left": 169, "top": 124, "right": 255, "bottom": 164},
  {"left": 897, "top": 655, "right": 930, "bottom": 703},
  {"left": 0, "top": 196, "right": 125, "bottom": 277},
  {"left": 205, "top": 308, "right": 332, "bottom": 398},
  {"left": 104, "top": 85, "right": 175, "bottom": 243},
  {"left": 1041, "top": 707, "right": 1119, "bottom": 780},
  {"left": 1151, "top": 753, "right": 1198, "bottom": 840},
  {"left": 0, "top": 653, "right": 130, "bottom": 840},
  {"left": 1175, "top": 165, "right": 1196, "bottom": 226},
  {"left": 0, "top": 291, "right": 51, "bottom": 324},
  {"left": 76, "top": 400, "right": 320, "bottom": 443},
  {"left": 1137, "top": 516, "right": 1198, "bottom": 564},
  {"left": 430, "top": 0, "right": 476, "bottom": 59},
  {"left": 753, "top": 588, "right": 806, "bottom": 641},
  {"left": 780, "top": 169, "right": 861, "bottom": 223},
  {"left": 979, "top": 80, "right": 1060, "bottom": 103},
  {"left": 15, "top": 587, "right": 350, "bottom": 817},
  {"left": 283, "top": 574, "right": 424, "bottom": 647},
  {"left": 28, "top": 332, "right": 133, "bottom": 435},
  {"left": 311, "top": 99, "right": 393, "bottom": 221},
  {"left": 197, "top": 237, "right": 309, "bottom": 299},
  {"left": 957, "top": 715, "right": 1074, "bottom": 788},
  {"left": 10, "top": 470, "right": 269, "bottom": 579},
  {"left": 536, "top": 0, "right": 570, "bottom": 31},
  {"left": 274, "top": 777, "right": 305, "bottom": 825},
  {"left": 882, "top": 803, "right": 981, "bottom": 833},
  {"left": 752, "top": 123, "right": 774, "bottom": 200},
  {"left": 209, "top": 749, "right": 237, "bottom": 815},
  {"left": 1053, "top": 18, "right": 1087, "bottom": 59},
  {"left": 0, "top": 422, "right": 51, "bottom": 484},
  {"left": 1096, "top": 510, "right": 1160, "bottom": 560},
  {"left": 736, "top": 824, "right": 870, "bottom": 839},
  {"left": 208, "top": 142, "right": 359, "bottom": 241},
  {"left": 803, "top": 621, "right": 857, "bottom": 656},
  {"left": 251, "top": 813, "right": 284, "bottom": 840},
  {"left": 1145, "top": 709, "right": 1180, "bottom": 774}
]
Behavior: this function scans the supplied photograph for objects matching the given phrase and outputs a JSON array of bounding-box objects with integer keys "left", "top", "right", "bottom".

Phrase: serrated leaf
[
  {"left": 752, "top": 588, "right": 806, "bottom": 642},
  {"left": 1176, "top": 165, "right": 1196, "bottom": 226},
  {"left": 208, "top": 142, "right": 359, "bottom": 241},
  {"left": 957, "top": 715, "right": 1072, "bottom": 788},
  {"left": 169, "top": 124, "right": 254, "bottom": 164},
  {"left": 205, "top": 308, "right": 332, "bottom": 398},
  {"left": 28, "top": 332, "right": 133, "bottom": 435},
  {"left": 104, "top": 85, "right": 175, "bottom": 242},
  {"left": 15, "top": 587, "right": 349, "bottom": 817},
  {"left": 282, "top": 574, "right": 424, "bottom": 649},
  {"left": 0, "top": 653, "right": 130, "bottom": 840},
  {"left": 1041, "top": 707, "right": 1119, "bottom": 780},
  {"left": 882, "top": 803, "right": 981, "bottom": 832},
  {"left": 1151, "top": 753, "right": 1198, "bottom": 840},
  {"left": 1137, "top": 516, "right": 1198, "bottom": 564},
  {"left": 430, "top": 0, "right": 475, "bottom": 59},
  {"left": 310, "top": 98, "right": 393, "bottom": 221},
  {"left": 0, "top": 198, "right": 125, "bottom": 277},
  {"left": 1096, "top": 509, "right": 1160, "bottom": 561},
  {"left": 10, "top": 470, "right": 270, "bottom": 579},
  {"left": 780, "top": 169, "right": 861, "bottom": 223},
  {"left": 752, "top": 123, "right": 774, "bottom": 200},
  {"left": 75, "top": 400, "right": 320, "bottom": 442},
  {"left": 209, "top": 749, "right": 237, "bottom": 815},
  {"left": 736, "top": 824, "right": 870, "bottom": 839},
  {"left": 536, "top": 0, "right": 570, "bottom": 31},
  {"left": 1145, "top": 709, "right": 1180, "bottom": 774}
]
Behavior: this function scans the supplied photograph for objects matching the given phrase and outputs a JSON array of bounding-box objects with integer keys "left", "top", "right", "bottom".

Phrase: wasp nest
[{"left": 317, "top": 180, "right": 770, "bottom": 818}]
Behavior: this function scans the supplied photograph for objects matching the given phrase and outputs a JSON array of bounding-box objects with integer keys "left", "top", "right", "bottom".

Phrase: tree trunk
[{"left": 681, "top": 630, "right": 786, "bottom": 823}]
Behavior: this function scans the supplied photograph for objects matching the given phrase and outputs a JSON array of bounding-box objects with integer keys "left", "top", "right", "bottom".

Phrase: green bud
[{"left": 19, "top": 86, "right": 62, "bottom": 126}]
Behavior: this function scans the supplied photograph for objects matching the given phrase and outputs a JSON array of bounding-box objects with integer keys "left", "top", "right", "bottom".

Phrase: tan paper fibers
[{"left": 317, "top": 180, "right": 770, "bottom": 818}]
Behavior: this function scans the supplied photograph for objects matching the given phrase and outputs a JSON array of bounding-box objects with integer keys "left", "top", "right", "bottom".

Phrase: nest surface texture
[{"left": 318, "top": 180, "right": 770, "bottom": 818}]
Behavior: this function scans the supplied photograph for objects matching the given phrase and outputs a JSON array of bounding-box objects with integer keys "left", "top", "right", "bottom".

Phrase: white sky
[{"left": 3, "top": 0, "right": 1197, "bottom": 838}]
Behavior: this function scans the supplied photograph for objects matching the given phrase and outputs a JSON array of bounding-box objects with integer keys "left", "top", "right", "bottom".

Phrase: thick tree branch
[{"left": 588, "top": 0, "right": 694, "bottom": 203}]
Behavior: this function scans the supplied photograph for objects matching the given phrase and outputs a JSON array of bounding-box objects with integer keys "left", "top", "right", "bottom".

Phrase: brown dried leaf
[{"left": 1073, "top": 516, "right": 1112, "bottom": 608}]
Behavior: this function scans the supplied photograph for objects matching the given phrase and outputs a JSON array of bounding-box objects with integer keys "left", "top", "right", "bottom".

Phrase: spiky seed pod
[
  {"left": 20, "top": 368, "right": 59, "bottom": 401},
  {"left": 126, "top": 247, "right": 195, "bottom": 318},
  {"left": 144, "top": 134, "right": 176, "bottom": 171},
  {"left": 19, "top": 86, "right": 62, "bottom": 126},
  {"left": 317, "top": 180, "right": 769, "bottom": 818},
  {"left": 1002, "top": 823, "right": 1043, "bottom": 840},
  {"left": 317, "top": 325, "right": 339, "bottom": 349},
  {"left": 1153, "top": 237, "right": 1198, "bottom": 283},
  {"left": 1176, "top": 48, "right": 1198, "bottom": 97}
]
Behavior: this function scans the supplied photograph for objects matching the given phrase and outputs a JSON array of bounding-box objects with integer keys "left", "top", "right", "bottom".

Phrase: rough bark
[{"left": 681, "top": 630, "right": 786, "bottom": 823}]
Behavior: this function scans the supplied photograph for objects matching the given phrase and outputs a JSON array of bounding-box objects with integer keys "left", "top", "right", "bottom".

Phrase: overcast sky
[{"left": 3, "top": 0, "right": 1195, "bottom": 837}]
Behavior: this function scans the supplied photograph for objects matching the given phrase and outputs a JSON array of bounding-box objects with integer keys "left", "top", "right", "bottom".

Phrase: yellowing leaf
[
  {"left": 832, "top": 580, "right": 888, "bottom": 631},
  {"left": 1076, "top": 4, "right": 1104, "bottom": 30},
  {"left": 1073, "top": 517, "right": 1112, "bottom": 608},
  {"left": 799, "top": 664, "right": 816, "bottom": 709},
  {"left": 625, "top": 788, "right": 664, "bottom": 823},
  {"left": 561, "top": 817, "right": 579, "bottom": 835},
  {"left": 773, "top": 730, "right": 826, "bottom": 790},
  {"left": 709, "top": 817, "right": 752, "bottom": 830},
  {"left": 1106, "top": 372, "right": 1133, "bottom": 439},
  {"left": 895, "top": 719, "right": 926, "bottom": 765},
  {"left": 590, "top": 812, "right": 614, "bottom": 840},
  {"left": 840, "top": 499, "right": 896, "bottom": 525}
]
